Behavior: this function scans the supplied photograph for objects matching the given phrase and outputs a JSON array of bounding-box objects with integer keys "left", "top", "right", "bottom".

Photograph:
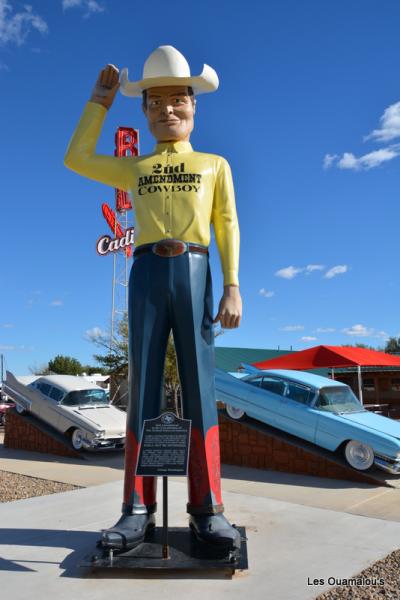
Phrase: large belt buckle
[{"left": 152, "top": 239, "right": 188, "bottom": 257}]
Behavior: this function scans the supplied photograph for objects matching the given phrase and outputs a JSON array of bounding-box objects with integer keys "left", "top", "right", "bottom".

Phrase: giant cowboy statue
[{"left": 64, "top": 45, "right": 242, "bottom": 552}]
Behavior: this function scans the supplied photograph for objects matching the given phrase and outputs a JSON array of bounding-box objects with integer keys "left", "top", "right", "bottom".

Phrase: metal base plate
[{"left": 79, "top": 526, "right": 248, "bottom": 574}]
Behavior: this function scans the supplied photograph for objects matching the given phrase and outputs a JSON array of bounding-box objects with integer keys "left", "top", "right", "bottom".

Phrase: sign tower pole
[{"left": 109, "top": 127, "right": 139, "bottom": 349}]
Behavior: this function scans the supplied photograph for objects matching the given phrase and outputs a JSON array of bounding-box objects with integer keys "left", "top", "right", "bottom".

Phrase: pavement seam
[{"left": 346, "top": 489, "right": 392, "bottom": 510}]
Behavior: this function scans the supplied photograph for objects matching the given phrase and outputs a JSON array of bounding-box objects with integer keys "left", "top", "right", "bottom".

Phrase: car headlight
[{"left": 94, "top": 430, "right": 106, "bottom": 438}]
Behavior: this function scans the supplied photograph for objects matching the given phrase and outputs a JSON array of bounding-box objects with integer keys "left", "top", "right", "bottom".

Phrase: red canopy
[{"left": 252, "top": 345, "right": 400, "bottom": 370}]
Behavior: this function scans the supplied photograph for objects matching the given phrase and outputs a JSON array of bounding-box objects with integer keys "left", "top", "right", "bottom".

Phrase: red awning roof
[{"left": 252, "top": 345, "right": 400, "bottom": 370}]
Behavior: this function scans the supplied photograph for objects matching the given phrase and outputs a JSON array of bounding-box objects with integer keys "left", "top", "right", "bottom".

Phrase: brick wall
[
  {"left": 218, "top": 414, "right": 382, "bottom": 486},
  {"left": 4, "top": 411, "right": 81, "bottom": 458}
]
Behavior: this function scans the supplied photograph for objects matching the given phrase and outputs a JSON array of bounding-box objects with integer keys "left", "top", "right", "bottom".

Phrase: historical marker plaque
[{"left": 136, "top": 412, "right": 191, "bottom": 476}]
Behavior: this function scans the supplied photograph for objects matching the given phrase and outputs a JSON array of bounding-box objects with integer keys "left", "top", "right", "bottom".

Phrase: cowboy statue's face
[{"left": 142, "top": 85, "right": 196, "bottom": 143}]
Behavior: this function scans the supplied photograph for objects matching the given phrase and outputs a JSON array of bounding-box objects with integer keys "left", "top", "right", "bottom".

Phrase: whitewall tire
[
  {"left": 344, "top": 440, "right": 374, "bottom": 471},
  {"left": 71, "top": 429, "right": 85, "bottom": 451},
  {"left": 225, "top": 404, "right": 246, "bottom": 421}
]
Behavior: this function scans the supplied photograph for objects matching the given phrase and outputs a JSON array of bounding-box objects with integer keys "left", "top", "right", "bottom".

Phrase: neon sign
[
  {"left": 97, "top": 127, "right": 138, "bottom": 257},
  {"left": 114, "top": 127, "right": 139, "bottom": 212},
  {"left": 96, "top": 227, "right": 135, "bottom": 256}
]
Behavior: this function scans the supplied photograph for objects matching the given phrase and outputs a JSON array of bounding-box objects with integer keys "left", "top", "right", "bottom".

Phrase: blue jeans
[{"left": 122, "top": 248, "right": 224, "bottom": 516}]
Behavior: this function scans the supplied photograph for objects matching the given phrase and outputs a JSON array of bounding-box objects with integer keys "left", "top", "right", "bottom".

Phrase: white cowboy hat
[{"left": 119, "top": 45, "right": 219, "bottom": 97}]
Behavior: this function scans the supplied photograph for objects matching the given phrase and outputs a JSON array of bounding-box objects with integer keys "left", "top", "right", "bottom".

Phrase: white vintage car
[{"left": 3, "top": 371, "right": 126, "bottom": 451}]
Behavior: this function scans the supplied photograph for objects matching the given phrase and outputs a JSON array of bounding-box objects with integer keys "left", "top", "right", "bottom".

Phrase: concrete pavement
[
  {"left": 2, "top": 430, "right": 400, "bottom": 597},
  {"left": 1, "top": 478, "right": 400, "bottom": 600},
  {"left": 2, "top": 430, "right": 400, "bottom": 523}
]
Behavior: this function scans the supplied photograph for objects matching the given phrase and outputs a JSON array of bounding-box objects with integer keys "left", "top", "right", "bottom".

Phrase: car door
[
  {"left": 257, "top": 376, "right": 289, "bottom": 426},
  {"left": 275, "top": 381, "right": 319, "bottom": 442},
  {"left": 240, "top": 375, "right": 282, "bottom": 426},
  {"left": 35, "top": 383, "right": 62, "bottom": 430},
  {"left": 47, "top": 385, "right": 66, "bottom": 431}
]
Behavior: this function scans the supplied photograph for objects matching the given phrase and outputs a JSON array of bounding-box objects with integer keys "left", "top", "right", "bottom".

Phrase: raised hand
[{"left": 90, "top": 64, "right": 120, "bottom": 110}]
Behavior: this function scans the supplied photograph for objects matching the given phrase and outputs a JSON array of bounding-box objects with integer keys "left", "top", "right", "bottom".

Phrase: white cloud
[
  {"left": 315, "top": 327, "right": 336, "bottom": 333},
  {"left": 279, "top": 325, "right": 305, "bottom": 332},
  {"left": 62, "top": 0, "right": 105, "bottom": 17},
  {"left": 85, "top": 326, "right": 106, "bottom": 339},
  {"left": 0, "top": 344, "right": 33, "bottom": 351},
  {"left": 305, "top": 264, "right": 325, "bottom": 274},
  {"left": 336, "top": 147, "right": 399, "bottom": 171},
  {"left": 343, "top": 324, "right": 389, "bottom": 340},
  {"left": 275, "top": 264, "right": 328, "bottom": 279},
  {"left": 275, "top": 266, "right": 303, "bottom": 279},
  {"left": 63, "top": 0, "right": 81, "bottom": 6},
  {"left": 373, "top": 330, "right": 390, "bottom": 340},
  {"left": 0, "top": 1, "right": 48, "bottom": 47},
  {"left": 301, "top": 336, "right": 317, "bottom": 341},
  {"left": 323, "top": 154, "right": 338, "bottom": 169},
  {"left": 365, "top": 101, "right": 400, "bottom": 142},
  {"left": 324, "top": 98, "right": 400, "bottom": 170},
  {"left": 50, "top": 299, "right": 64, "bottom": 306},
  {"left": 259, "top": 288, "right": 274, "bottom": 298},
  {"left": 275, "top": 264, "right": 347, "bottom": 280},
  {"left": 324, "top": 265, "right": 348, "bottom": 279},
  {"left": 342, "top": 324, "right": 374, "bottom": 337}
]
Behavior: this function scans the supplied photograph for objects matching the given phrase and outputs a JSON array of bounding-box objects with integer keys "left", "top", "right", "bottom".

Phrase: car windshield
[
  {"left": 61, "top": 389, "right": 109, "bottom": 407},
  {"left": 316, "top": 386, "right": 366, "bottom": 414}
]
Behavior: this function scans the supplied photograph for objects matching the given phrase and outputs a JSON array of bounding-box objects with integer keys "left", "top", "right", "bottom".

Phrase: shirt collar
[{"left": 154, "top": 140, "right": 193, "bottom": 154}]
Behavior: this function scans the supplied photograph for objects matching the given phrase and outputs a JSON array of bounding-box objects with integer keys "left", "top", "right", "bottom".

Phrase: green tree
[
  {"left": 340, "top": 343, "right": 377, "bottom": 350},
  {"left": 385, "top": 337, "right": 400, "bottom": 354},
  {"left": 90, "top": 314, "right": 182, "bottom": 413},
  {"left": 81, "top": 364, "right": 109, "bottom": 375},
  {"left": 48, "top": 355, "right": 83, "bottom": 375},
  {"left": 90, "top": 316, "right": 129, "bottom": 377},
  {"left": 164, "top": 333, "right": 182, "bottom": 416},
  {"left": 28, "top": 362, "right": 52, "bottom": 375}
]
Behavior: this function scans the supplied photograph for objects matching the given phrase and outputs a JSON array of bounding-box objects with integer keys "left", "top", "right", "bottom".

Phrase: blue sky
[{"left": 1, "top": 0, "right": 399, "bottom": 375}]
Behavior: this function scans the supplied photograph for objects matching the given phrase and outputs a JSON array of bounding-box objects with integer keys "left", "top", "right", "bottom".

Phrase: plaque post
[{"left": 162, "top": 476, "right": 169, "bottom": 559}]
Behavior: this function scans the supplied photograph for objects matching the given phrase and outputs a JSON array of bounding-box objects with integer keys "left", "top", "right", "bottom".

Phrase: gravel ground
[
  {"left": 315, "top": 550, "right": 400, "bottom": 599},
  {"left": 0, "top": 469, "right": 82, "bottom": 503}
]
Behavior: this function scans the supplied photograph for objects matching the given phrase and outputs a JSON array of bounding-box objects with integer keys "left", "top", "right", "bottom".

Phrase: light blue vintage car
[{"left": 215, "top": 367, "right": 400, "bottom": 474}]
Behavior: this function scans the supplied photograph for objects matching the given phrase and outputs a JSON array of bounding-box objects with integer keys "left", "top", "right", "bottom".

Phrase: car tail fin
[{"left": 239, "top": 363, "right": 261, "bottom": 374}]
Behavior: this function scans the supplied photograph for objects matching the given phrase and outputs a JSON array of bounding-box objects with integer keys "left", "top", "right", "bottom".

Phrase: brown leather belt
[{"left": 134, "top": 239, "right": 209, "bottom": 258}]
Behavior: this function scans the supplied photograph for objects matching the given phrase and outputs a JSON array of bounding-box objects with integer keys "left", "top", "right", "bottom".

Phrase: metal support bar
[
  {"left": 357, "top": 365, "right": 363, "bottom": 405},
  {"left": 162, "top": 476, "right": 169, "bottom": 559}
]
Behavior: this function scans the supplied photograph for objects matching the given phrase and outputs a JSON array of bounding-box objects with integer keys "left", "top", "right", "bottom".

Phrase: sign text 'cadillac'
[{"left": 96, "top": 227, "right": 135, "bottom": 256}]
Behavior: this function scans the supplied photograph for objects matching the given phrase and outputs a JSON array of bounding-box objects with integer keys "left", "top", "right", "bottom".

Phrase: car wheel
[
  {"left": 15, "top": 404, "right": 26, "bottom": 415},
  {"left": 344, "top": 440, "right": 374, "bottom": 471},
  {"left": 225, "top": 404, "right": 246, "bottom": 421},
  {"left": 71, "top": 429, "right": 85, "bottom": 451}
]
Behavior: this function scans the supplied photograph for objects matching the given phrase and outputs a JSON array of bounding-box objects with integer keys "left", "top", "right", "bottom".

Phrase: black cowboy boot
[
  {"left": 189, "top": 513, "right": 241, "bottom": 549},
  {"left": 100, "top": 513, "right": 156, "bottom": 551}
]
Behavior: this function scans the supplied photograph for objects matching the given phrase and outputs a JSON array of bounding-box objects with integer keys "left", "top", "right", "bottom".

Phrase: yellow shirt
[{"left": 64, "top": 102, "right": 240, "bottom": 286}]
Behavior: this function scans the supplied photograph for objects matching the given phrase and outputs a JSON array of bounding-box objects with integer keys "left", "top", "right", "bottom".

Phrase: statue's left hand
[{"left": 213, "top": 286, "right": 242, "bottom": 329}]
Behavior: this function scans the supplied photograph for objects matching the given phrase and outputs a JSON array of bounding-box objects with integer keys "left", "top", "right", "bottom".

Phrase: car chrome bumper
[
  {"left": 374, "top": 455, "right": 400, "bottom": 475},
  {"left": 85, "top": 437, "right": 125, "bottom": 450}
]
